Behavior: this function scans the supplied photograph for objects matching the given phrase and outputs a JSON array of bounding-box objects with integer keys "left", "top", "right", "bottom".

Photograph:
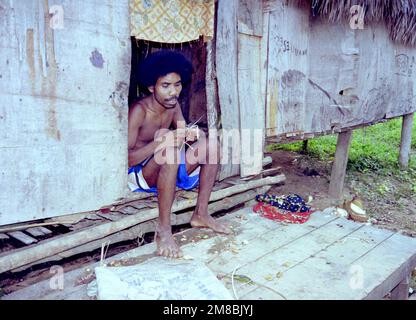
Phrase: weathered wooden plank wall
[
  {"left": 216, "top": 0, "right": 266, "bottom": 179},
  {"left": 306, "top": 20, "right": 416, "bottom": 134},
  {"left": 264, "top": 0, "right": 416, "bottom": 139},
  {"left": 0, "top": 0, "right": 131, "bottom": 225},
  {"left": 216, "top": 0, "right": 241, "bottom": 179},
  {"left": 264, "top": 0, "right": 309, "bottom": 137},
  {"left": 237, "top": 0, "right": 265, "bottom": 177}
]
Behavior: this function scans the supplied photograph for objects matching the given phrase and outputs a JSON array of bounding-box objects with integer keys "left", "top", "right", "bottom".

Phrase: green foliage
[{"left": 268, "top": 118, "right": 416, "bottom": 174}]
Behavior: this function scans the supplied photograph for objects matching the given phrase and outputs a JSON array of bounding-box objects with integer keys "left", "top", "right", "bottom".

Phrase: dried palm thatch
[{"left": 290, "top": 0, "right": 416, "bottom": 46}]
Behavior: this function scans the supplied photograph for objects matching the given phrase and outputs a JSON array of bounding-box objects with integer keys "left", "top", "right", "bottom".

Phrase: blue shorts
[{"left": 127, "top": 150, "right": 200, "bottom": 193}]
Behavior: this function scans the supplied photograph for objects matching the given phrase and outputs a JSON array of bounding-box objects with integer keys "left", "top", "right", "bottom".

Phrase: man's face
[{"left": 149, "top": 72, "right": 182, "bottom": 109}]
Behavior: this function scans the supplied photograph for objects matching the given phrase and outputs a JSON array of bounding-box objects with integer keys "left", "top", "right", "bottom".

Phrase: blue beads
[{"left": 255, "top": 193, "right": 311, "bottom": 213}]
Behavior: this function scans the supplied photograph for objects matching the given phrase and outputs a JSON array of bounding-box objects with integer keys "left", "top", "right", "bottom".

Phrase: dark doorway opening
[{"left": 128, "top": 37, "right": 208, "bottom": 127}]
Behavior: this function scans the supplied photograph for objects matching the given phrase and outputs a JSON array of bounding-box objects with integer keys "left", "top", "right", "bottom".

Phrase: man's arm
[
  {"left": 172, "top": 104, "right": 201, "bottom": 142},
  {"left": 128, "top": 104, "right": 160, "bottom": 167},
  {"left": 172, "top": 103, "right": 187, "bottom": 129}
]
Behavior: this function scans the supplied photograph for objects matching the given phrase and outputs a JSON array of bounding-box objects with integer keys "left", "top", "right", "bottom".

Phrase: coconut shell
[
  {"left": 344, "top": 199, "right": 369, "bottom": 222},
  {"left": 349, "top": 210, "right": 369, "bottom": 223}
]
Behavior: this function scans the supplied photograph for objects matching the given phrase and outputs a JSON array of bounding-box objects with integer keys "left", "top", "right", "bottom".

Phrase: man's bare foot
[
  {"left": 155, "top": 227, "right": 183, "bottom": 259},
  {"left": 190, "top": 213, "right": 233, "bottom": 234}
]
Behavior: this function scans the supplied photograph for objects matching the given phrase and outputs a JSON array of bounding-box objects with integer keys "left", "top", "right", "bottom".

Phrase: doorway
[{"left": 128, "top": 37, "right": 208, "bottom": 127}]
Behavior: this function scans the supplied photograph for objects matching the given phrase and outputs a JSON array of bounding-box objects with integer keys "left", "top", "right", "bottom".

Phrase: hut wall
[
  {"left": 237, "top": 0, "right": 265, "bottom": 177},
  {"left": 264, "top": 0, "right": 416, "bottom": 139},
  {"left": 216, "top": 0, "right": 265, "bottom": 178},
  {"left": 305, "top": 20, "right": 416, "bottom": 133},
  {"left": 0, "top": 0, "right": 131, "bottom": 225},
  {"left": 216, "top": 0, "right": 241, "bottom": 179},
  {"left": 264, "top": 0, "right": 310, "bottom": 137}
]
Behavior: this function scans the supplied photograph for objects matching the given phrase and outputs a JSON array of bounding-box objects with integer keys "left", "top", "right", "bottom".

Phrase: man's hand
[
  {"left": 171, "top": 129, "right": 186, "bottom": 147},
  {"left": 185, "top": 126, "right": 200, "bottom": 142}
]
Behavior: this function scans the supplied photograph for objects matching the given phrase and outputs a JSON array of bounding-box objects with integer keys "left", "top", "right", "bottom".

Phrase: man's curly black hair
[{"left": 138, "top": 50, "right": 193, "bottom": 89}]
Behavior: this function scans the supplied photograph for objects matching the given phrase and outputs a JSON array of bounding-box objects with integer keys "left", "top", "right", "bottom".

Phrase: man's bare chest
[{"left": 138, "top": 112, "right": 174, "bottom": 141}]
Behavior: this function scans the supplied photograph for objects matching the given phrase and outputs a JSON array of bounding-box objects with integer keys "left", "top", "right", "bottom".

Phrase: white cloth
[{"left": 95, "top": 257, "right": 233, "bottom": 300}]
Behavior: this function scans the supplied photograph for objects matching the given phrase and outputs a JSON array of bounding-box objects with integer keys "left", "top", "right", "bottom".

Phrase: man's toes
[
  {"left": 158, "top": 247, "right": 170, "bottom": 258},
  {"left": 172, "top": 248, "right": 180, "bottom": 259}
]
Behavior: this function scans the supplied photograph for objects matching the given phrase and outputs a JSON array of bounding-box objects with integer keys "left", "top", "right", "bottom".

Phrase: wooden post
[
  {"left": 329, "top": 130, "right": 353, "bottom": 200},
  {"left": 398, "top": 113, "right": 414, "bottom": 169},
  {"left": 302, "top": 140, "right": 308, "bottom": 153}
]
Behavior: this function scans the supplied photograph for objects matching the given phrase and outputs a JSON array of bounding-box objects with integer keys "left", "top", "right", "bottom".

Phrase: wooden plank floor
[{"left": 2, "top": 207, "right": 415, "bottom": 300}]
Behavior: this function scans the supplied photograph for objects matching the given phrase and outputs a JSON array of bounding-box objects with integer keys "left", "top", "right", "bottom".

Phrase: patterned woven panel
[{"left": 130, "top": 0, "right": 214, "bottom": 43}]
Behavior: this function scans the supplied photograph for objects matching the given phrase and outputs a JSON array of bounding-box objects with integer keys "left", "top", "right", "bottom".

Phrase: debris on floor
[{"left": 253, "top": 193, "right": 314, "bottom": 224}]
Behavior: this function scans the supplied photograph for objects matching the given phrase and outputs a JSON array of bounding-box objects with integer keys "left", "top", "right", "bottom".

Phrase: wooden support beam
[
  {"left": 265, "top": 118, "right": 394, "bottom": 145},
  {"left": 302, "top": 140, "right": 308, "bottom": 153},
  {"left": 329, "top": 130, "right": 353, "bottom": 200},
  {"left": 260, "top": 166, "right": 281, "bottom": 177},
  {"left": 111, "top": 191, "right": 154, "bottom": 207},
  {"left": 0, "top": 233, "right": 10, "bottom": 240},
  {"left": 118, "top": 206, "right": 140, "bottom": 215},
  {"left": 398, "top": 113, "right": 414, "bottom": 169},
  {"left": 37, "top": 227, "right": 52, "bottom": 234},
  {"left": 0, "top": 175, "right": 285, "bottom": 274},
  {"left": 263, "top": 156, "right": 273, "bottom": 168},
  {"left": 0, "top": 221, "right": 67, "bottom": 234},
  {"left": 7, "top": 231, "right": 38, "bottom": 245},
  {"left": 25, "top": 227, "right": 47, "bottom": 237}
]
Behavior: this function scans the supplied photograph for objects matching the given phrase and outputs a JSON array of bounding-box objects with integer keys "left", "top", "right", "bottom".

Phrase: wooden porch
[{"left": 2, "top": 206, "right": 415, "bottom": 300}]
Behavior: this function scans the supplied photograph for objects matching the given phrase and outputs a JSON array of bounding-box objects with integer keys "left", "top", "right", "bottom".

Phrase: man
[{"left": 128, "top": 50, "right": 231, "bottom": 259}]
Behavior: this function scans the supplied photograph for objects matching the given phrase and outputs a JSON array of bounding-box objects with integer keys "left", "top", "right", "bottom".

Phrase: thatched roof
[{"left": 293, "top": 0, "right": 416, "bottom": 47}]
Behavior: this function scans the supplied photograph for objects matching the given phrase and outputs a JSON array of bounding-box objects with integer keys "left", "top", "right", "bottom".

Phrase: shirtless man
[{"left": 128, "top": 51, "right": 231, "bottom": 259}]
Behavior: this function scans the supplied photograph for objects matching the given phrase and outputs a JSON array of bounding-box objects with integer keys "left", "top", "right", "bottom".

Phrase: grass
[{"left": 267, "top": 117, "right": 416, "bottom": 174}]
